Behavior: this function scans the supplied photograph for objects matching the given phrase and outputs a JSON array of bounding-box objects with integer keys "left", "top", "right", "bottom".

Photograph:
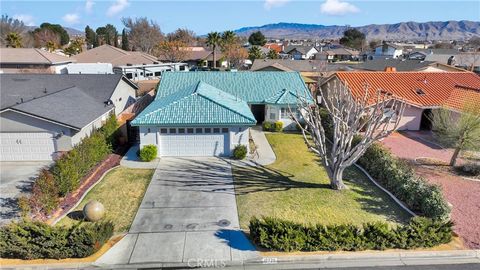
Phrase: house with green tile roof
[{"left": 132, "top": 71, "right": 311, "bottom": 157}]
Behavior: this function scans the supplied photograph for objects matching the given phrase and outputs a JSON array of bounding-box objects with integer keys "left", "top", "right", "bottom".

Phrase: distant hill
[{"left": 234, "top": 21, "right": 480, "bottom": 40}]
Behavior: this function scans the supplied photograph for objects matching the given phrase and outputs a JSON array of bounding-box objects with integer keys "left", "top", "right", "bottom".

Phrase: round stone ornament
[{"left": 83, "top": 200, "right": 105, "bottom": 222}]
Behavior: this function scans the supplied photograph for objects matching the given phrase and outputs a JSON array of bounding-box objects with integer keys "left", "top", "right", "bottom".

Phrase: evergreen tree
[
  {"left": 121, "top": 28, "right": 129, "bottom": 50},
  {"left": 248, "top": 31, "right": 266, "bottom": 46}
]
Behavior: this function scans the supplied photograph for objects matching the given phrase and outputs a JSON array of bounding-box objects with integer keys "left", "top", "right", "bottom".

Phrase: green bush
[
  {"left": 262, "top": 121, "right": 272, "bottom": 131},
  {"left": 28, "top": 169, "right": 59, "bottom": 215},
  {"left": 357, "top": 143, "right": 450, "bottom": 219},
  {"left": 233, "top": 145, "right": 248, "bottom": 160},
  {"left": 139, "top": 145, "right": 157, "bottom": 162},
  {"left": 456, "top": 162, "right": 480, "bottom": 177},
  {"left": 273, "top": 121, "right": 283, "bottom": 132},
  {"left": 99, "top": 114, "right": 119, "bottom": 148},
  {"left": 0, "top": 220, "right": 114, "bottom": 259},
  {"left": 53, "top": 131, "right": 111, "bottom": 196},
  {"left": 249, "top": 217, "right": 453, "bottom": 252}
]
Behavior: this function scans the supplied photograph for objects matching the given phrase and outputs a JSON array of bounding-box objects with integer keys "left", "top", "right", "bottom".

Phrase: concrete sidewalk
[
  {"left": 249, "top": 126, "right": 276, "bottom": 166},
  {"left": 119, "top": 145, "right": 160, "bottom": 169},
  {"left": 96, "top": 157, "right": 258, "bottom": 266}
]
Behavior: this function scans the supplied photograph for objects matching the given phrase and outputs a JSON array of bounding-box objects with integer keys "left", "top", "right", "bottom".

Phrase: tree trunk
[
  {"left": 450, "top": 147, "right": 461, "bottom": 167},
  {"left": 213, "top": 46, "right": 217, "bottom": 69},
  {"left": 331, "top": 167, "right": 347, "bottom": 190}
]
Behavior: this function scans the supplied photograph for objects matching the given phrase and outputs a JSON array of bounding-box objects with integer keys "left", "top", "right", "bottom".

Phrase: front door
[{"left": 250, "top": 104, "right": 265, "bottom": 123}]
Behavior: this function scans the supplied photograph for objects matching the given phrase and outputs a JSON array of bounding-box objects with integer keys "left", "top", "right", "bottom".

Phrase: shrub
[
  {"left": 139, "top": 145, "right": 157, "bottom": 162},
  {"left": 249, "top": 217, "right": 452, "bottom": 252},
  {"left": 99, "top": 114, "right": 119, "bottom": 148},
  {"left": 262, "top": 121, "right": 272, "bottom": 131},
  {"left": 456, "top": 162, "right": 480, "bottom": 177},
  {"left": 233, "top": 145, "right": 248, "bottom": 160},
  {"left": 0, "top": 220, "right": 114, "bottom": 259},
  {"left": 53, "top": 131, "right": 111, "bottom": 196},
  {"left": 273, "top": 121, "right": 283, "bottom": 132},
  {"left": 357, "top": 143, "right": 450, "bottom": 219},
  {"left": 28, "top": 169, "right": 59, "bottom": 215}
]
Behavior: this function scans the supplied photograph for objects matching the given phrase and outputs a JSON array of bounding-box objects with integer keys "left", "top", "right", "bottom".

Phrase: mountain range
[{"left": 234, "top": 21, "right": 480, "bottom": 41}]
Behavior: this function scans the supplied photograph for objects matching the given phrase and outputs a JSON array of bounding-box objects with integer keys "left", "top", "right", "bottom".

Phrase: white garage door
[
  {"left": 159, "top": 127, "right": 229, "bottom": 157},
  {"left": 0, "top": 133, "right": 55, "bottom": 161}
]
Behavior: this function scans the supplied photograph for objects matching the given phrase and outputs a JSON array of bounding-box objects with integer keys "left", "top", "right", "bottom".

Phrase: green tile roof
[
  {"left": 154, "top": 71, "right": 313, "bottom": 104},
  {"left": 132, "top": 81, "right": 256, "bottom": 126}
]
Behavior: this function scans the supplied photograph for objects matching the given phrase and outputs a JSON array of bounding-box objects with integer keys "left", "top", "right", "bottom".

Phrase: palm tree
[
  {"left": 206, "top": 32, "right": 221, "bottom": 68},
  {"left": 6, "top": 32, "right": 22, "bottom": 48},
  {"left": 221, "top": 30, "right": 236, "bottom": 45}
]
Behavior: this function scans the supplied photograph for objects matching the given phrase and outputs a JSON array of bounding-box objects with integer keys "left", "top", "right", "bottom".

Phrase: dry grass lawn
[{"left": 56, "top": 167, "right": 153, "bottom": 233}]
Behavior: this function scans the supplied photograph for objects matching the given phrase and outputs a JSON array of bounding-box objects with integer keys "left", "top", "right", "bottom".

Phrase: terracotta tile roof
[
  {"left": 264, "top": 44, "right": 283, "bottom": 53},
  {"left": 333, "top": 71, "right": 480, "bottom": 111}
]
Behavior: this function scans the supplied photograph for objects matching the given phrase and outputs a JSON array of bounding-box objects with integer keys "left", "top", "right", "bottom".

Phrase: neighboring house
[
  {"left": 426, "top": 53, "right": 480, "bottom": 74},
  {"left": 352, "top": 59, "right": 467, "bottom": 72},
  {"left": 132, "top": 72, "right": 312, "bottom": 157},
  {"left": 113, "top": 62, "right": 188, "bottom": 81},
  {"left": 407, "top": 49, "right": 460, "bottom": 60},
  {"left": 370, "top": 43, "right": 403, "bottom": 59},
  {"left": 263, "top": 43, "right": 284, "bottom": 53},
  {"left": 321, "top": 71, "right": 480, "bottom": 131},
  {"left": 157, "top": 47, "right": 227, "bottom": 69},
  {"left": 0, "top": 74, "right": 138, "bottom": 161},
  {"left": 284, "top": 46, "right": 318, "bottom": 60},
  {"left": 73, "top": 44, "right": 159, "bottom": 66},
  {"left": 0, "top": 48, "right": 75, "bottom": 74},
  {"left": 316, "top": 48, "right": 360, "bottom": 62}
]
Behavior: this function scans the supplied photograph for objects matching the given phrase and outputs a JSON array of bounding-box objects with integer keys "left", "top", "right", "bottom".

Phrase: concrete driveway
[
  {"left": 97, "top": 157, "right": 258, "bottom": 266},
  {"left": 0, "top": 161, "right": 51, "bottom": 224}
]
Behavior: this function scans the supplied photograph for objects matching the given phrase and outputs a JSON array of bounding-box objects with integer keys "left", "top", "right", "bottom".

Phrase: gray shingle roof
[
  {"left": 0, "top": 74, "right": 128, "bottom": 129},
  {"left": 353, "top": 59, "right": 435, "bottom": 72}
]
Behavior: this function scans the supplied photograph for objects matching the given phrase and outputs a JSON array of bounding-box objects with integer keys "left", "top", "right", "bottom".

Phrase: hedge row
[
  {"left": 318, "top": 108, "right": 450, "bottom": 219},
  {"left": 262, "top": 121, "right": 283, "bottom": 132},
  {"left": 0, "top": 220, "right": 114, "bottom": 259},
  {"left": 20, "top": 114, "right": 119, "bottom": 217},
  {"left": 249, "top": 217, "right": 453, "bottom": 252}
]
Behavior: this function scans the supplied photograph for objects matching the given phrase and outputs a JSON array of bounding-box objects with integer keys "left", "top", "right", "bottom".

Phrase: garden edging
[{"left": 50, "top": 165, "right": 120, "bottom": 226}]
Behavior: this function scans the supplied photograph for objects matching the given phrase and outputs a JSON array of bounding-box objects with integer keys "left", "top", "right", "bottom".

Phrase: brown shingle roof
[
  {"left": 0, "top": 48, "right": 75, "bottom": 65},
  {"left": 72, "top": 44, "right": 158, "bottom": 66}
]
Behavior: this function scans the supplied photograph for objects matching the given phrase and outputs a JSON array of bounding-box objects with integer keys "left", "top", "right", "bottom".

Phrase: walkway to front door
[{"left": 96, "top": 157, "right": 258, "bottom": 266}]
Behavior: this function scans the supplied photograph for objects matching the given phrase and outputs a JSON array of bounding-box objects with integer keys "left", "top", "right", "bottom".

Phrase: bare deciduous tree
[
  {"left": 122, "top": 17, "right": 163, "bottom": 54},
  {"left": 292, "top": 80, "right": 405, "bottom": 190},
  {"left": 154, "top": 40, "right": 191, "bottom": 62}
]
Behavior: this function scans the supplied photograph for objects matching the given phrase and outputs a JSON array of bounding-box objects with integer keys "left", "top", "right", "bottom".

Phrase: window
[
  {"left": 178, "top": 128, "right": 185, "bottom": 134},
  {"left": 169, "top": 128, "right": 176, "bottom": 133},
  {"left": 126, "top": 73, "right": 133, "bottom": 79},
  {"left": 205, "top": 128, "right": 212, "bottom": 133},
  {"left": 280, "top": 108, "right": 289, "bottom": 119},
  {"left": 160, "top": 128, "right": 168, "bottom": 134},
  {"left": 270, "top": 113, "right": 276, "bottom": 120},
  {"left": 154, "top": 71, "right": 161, "bottom": 76},
  {"left": 180, "top": 66, "right": 186, "bottom": 71},
  {"left": 196, "top": 128, "right": 203, "bottom": 133},
  {"left": 221, "top": 128, "right": 229, "bottom": 133},
  {"left": 213, "top": 128, "right": 220, "bottom": 133},
  {"left": 187, "top": 128, "right": 194, "bottom": 134}
]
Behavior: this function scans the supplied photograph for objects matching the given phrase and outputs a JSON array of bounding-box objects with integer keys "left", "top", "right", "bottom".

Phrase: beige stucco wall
[{"left": 397, "top": 104, "right": 423, "bottom": 131}]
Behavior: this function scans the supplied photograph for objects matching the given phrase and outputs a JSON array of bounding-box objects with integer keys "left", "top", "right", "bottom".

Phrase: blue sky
[{"left": 2, "top": 0, "right": 479, "bottom": 34}]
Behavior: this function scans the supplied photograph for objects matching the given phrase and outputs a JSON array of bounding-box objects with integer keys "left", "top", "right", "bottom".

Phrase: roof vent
[{"left": 415, "top": 88, "right": 426, "bottom": 96}]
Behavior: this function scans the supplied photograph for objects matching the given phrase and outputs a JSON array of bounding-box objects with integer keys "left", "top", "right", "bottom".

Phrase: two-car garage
[
  {"left": 157, "top": 127, "right": 230, "bottom": 157},
  {"left": 0, "top": 133, "right": 55, "bottom": 161}
]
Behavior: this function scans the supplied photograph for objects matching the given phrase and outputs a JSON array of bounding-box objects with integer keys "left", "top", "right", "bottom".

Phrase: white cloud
[
  {"left": 320, "top": 0, "right": 359, "bottom": 16},
  {"left": 62, "top": 13, "right": 80, "bottom": 24},
  {"left": 85, "top": 0, "right": 95, "bottom": 13},
  {"left": 12, "top": 14, "right": 35, "bottom": 26},
  {"left": 106, "top": 0, "right": 129, "bottom": 17},
  {"left": 264, "top": 0, "right": 290, "bottom": 10}
]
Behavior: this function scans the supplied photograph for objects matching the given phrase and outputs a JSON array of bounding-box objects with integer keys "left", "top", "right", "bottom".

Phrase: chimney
[{"left": 384, "top": 67, "right": 397, "bottom": 72}]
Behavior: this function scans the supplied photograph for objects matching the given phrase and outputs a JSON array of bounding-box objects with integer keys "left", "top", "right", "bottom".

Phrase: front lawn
[
  {"left": 57, "top": 167, "right": 154, "bottom": 233},
  {"left": 233, "top": 133, "right": 411, "bottom": 229}
]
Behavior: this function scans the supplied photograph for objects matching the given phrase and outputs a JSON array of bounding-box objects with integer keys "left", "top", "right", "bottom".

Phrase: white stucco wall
[
  {"left": 397, "top": 104, "right": 423, "bottom": 131},
  {"left": 110, "top": 79, "right": 137, "bottom": 115},
  {"left": 266, "top": 104, "right": 299, "bottom": 130},
  {"left": 70, "top": 110, "right": 113, "bottom": 146},
  {"left": 228, "top": 126, "right": 250, "bottom": 153}
]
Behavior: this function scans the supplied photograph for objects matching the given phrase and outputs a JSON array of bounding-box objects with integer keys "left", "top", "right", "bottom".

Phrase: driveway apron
[{"left": 97, "top": 157, "right": 258, "bottom": 265}]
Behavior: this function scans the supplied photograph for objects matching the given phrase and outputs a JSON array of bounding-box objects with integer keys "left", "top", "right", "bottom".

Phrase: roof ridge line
[
  {"left": 34, "top": 48, "right": 55, "bottom": 64},
  {"left": 197, "top": 93, "right": 256, "bottom": 122}
]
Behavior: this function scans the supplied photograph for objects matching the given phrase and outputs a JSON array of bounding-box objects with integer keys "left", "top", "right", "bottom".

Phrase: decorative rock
[{"left": 83, "top": 200, "right": 105, "bottom": 222}]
